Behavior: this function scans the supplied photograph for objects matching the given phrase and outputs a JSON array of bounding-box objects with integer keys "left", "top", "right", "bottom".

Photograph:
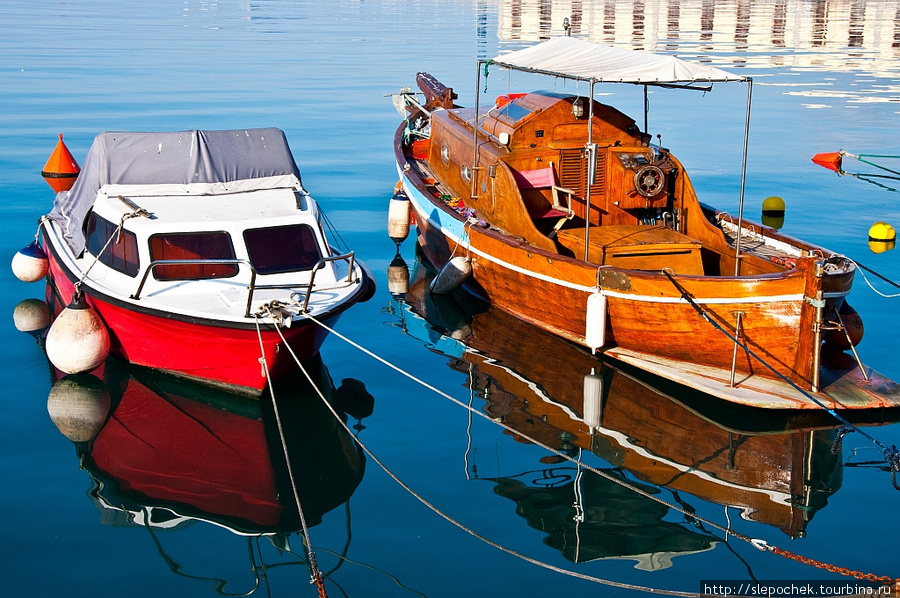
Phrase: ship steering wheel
[{"left": 633, "top": 165, "right": 666, "bottom": 198}]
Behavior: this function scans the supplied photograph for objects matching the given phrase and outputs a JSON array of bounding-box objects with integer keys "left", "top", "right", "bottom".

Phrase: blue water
[{"left": 3, "top": 1, "right": 900, "bottom": 596}]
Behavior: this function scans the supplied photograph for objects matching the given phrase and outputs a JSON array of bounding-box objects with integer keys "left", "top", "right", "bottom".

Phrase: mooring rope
[
  {"left": 843, "top": 256, "right": 900, "bottom": 298},
  {"left": 296, "top": 314, "right": 899, "bottom": 590},
  {"left": 253, "top": 317, "right": 328, "bottom": 598},
  {"left": 270, "top": 321, "right": 705, "bottom": 597},
  {"left": 660, "top": 269, "right": 900, "bottom": 493}
]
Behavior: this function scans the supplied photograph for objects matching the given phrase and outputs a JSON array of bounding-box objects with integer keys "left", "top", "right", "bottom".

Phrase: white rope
[{"left": 293, "top": 315, "right": 766, "bottom": 596}]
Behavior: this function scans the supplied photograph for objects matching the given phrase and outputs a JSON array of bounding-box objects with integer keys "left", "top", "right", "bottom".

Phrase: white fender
[
  {"left": 47, "top": 375, "right": 111, "bottom": 442},
  {"left": 585, "top": 291, "right": 607, "bottom": 352},
  {"left": 583, "top": 368, "right": 604, "bottom": 433},
  {"left": 387, "top": 254, "right": 410, "bottom": 298},
  {"left": 429, "top": 256, "right": 471, "bottom": 295},
  {"left": 11, "top": 241, "right": 49, "bottom": 283},
  {"left": 388, "top": 190, "right": 412, "bottom": 242},
  {"left": 13, "top": 298, "right": 50, "bottom": 334},
  {"left": 45, "top": 295, "right": 110, "bottom": 374}
]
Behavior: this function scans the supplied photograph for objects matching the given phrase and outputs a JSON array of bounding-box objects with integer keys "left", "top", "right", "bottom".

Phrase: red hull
[{"left": 46, "top": 250, "right": 336, "bottom": 395}]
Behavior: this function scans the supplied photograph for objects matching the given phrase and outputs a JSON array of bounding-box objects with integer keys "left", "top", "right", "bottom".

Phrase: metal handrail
[
  {"left": 130, "top": 251, "right": 356, "bottom": 317},
  {"left": 301, "top": 251, "right": 356, "bottom": 313}
]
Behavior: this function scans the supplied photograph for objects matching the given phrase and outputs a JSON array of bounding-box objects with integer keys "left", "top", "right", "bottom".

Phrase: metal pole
[
  {"left": 472, "top": 60, "right": 483, "bottom": 199},
  {"left": 583, "top": 79, "right": 596, "bottom": 262},
  {"left": 733, "top": 78, "right": 753, "bottom": 276}
]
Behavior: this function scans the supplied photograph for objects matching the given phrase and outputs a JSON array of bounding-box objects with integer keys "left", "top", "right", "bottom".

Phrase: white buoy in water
[
  {"left": 13, "top": 298, "right": 50, "bottom": 334},
  {"left": 429, "top": 256, "right": 471, "bottom": 294},
  {"left": 585, "top": 291, "right": 607, "bottom": 352},
  {"left": 388, "top": 189, "right": 412, "bottom": 243},
  {"left": 47, "top": 374, "right": 111, "bottom": 442},
  {"left": 387, "top": 254, "right": 410, "bottom": 298},
  {"left": 11, "top": 241, "right": 49, "bottom": 282},
  {"left": 45, "top": 293, "right": 110, "bottom": 374},
  {"left": 583, "top": 368, "right": 604, "bottom": 433}
]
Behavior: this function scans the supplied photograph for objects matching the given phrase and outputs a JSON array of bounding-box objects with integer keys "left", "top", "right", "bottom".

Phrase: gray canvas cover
[{"left": 48, "top": 128, "right": 303, "bottom": 255}]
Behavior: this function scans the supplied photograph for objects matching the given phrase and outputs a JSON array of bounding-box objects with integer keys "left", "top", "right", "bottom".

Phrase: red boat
[{"left": 32, "top": 129, "right": 373, "bottom": 395}]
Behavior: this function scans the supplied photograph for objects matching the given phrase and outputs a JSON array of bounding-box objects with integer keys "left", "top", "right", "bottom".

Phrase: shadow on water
[{"left": 382, "top": 253, "right": 900, "bottom": 571}]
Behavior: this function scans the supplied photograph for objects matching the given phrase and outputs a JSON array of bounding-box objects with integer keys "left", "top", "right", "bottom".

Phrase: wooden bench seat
[{"left": 556, "top": 225, "right": 705, "bottom": 274}]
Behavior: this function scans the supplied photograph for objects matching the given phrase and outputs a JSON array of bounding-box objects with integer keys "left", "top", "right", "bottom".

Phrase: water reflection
[
  {"left": 47, "top": 355, "right": 370, "bottom": 592},
  {"left": 386, "top": 257, "right": 871, "bottom": 568},
  {"left": 493, "top": 0, "right": 900, "bottom": 105}
]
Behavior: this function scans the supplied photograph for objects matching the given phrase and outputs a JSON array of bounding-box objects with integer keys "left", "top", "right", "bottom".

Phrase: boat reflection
[
  {"left": 388, "top": 255, "right": 875, "bottom": 567},
  {"left": 47, "top": 354, "right": 370, "bottom": 589}
]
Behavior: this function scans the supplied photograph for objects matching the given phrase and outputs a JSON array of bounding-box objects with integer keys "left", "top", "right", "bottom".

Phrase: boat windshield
[
  {"left": 244, "top": 224, "right": 322, "bottom": 274},
  {"left": 149, "top": 232, "right": 239, "bottom": 281},
  {"left": 86, "top": 212, "right": 140, "bottom": 277}
]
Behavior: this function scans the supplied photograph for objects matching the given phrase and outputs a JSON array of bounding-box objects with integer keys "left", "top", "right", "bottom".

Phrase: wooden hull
[
  {"left": 45, "top": 241, "right": 339, "bottom": 395},
  {"left": 395, "top": 124, "right": 856, "bottom": 394}
]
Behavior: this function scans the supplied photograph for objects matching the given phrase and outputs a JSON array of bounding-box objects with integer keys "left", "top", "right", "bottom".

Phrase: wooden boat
[
  {"left": 395, "top": 261, "right": 859, "bottom": 546},
  {"left": 32, "top": 128, "right": 374, "bottom": 395},
  {"left": 392, "top": 37, "right": 900, "bottom": 410}
]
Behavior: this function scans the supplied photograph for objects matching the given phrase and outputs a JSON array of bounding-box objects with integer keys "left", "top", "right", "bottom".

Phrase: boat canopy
[
  {"left": 490, "top": 37, "right": 746, "bottom": 86},
  {"left": 48, "top": 128, "right": 303, "bottom": 255}
]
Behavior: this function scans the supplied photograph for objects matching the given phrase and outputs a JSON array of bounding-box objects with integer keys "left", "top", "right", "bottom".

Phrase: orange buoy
[
  {"left": 42, "top": 133, "right": 80, "bottom": 193},
  {"left": 811, "top": 151, "right": 843, "bottom": 173}
]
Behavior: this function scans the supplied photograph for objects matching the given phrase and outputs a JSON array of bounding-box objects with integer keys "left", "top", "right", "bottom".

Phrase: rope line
[
  {"left": 661, "top": 270, "right": 900, "bottom": 486},
  {"left": 292, "top": 315, "right": 900, "bottom": 591},
  {"left": 271, "top": 321, "right": 710, "bottom": 597},
  {"left": 844, "top": 256, "right": 900, "bottom": 298},
  {"left": 253, "top": 318, "right": 327, "bottom": 598}
]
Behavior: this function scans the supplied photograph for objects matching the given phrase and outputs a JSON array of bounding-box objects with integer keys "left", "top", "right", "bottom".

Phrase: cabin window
[
  {"left": 244, "top": 224, "right": 322, "bottom": 274},
  {"left": 441, "top": 145, "right": 450, "bottom": 164},
  {"left": 461, "top": 165, "right": 471, "bottom": 182},
  {"left": 149, "top": 232, "right": 238, "bottom": 281},
  {"left": 85, "top": 212, "right": 140, "bottom": 277}
]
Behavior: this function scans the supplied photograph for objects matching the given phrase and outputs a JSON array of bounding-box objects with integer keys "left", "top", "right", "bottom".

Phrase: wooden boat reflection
[
  {"left": 395, "top": 258, "right": 867, "bottom": 554},
  {"left": 49, "top": 355, "right": 368, "bottom": 538}
]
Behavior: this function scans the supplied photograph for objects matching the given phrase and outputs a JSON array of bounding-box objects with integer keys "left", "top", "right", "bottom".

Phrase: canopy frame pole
[
  {"left": 643, "top": 84, "right": 649, "bottom": 134},
  {"left": 471, "top": 60, "right": 485, "bottom": 200},
  {"left": 732, "top": 78, "right": 754, "bottom": 276},
  {"left": 583, "top": 79, "right": 596, "bottom": 262}
]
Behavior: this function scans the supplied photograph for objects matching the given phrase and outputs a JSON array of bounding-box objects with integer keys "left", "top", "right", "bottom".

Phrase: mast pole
[
  {"left": 472, "top": 60, "right": 484, "bottom": 199},
  {"left": 733, "top": 78, "right": 753, "bottom": 275},
  {"left": 583, "top": 79, "right": 596, "bottom": 262}
]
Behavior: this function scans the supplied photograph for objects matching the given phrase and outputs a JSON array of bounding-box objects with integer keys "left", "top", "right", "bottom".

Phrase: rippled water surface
[{"left": 3, "top": 1, "right": 899, "bottom": 596}]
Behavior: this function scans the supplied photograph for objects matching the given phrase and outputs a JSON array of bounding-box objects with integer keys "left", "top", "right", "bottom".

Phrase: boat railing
[{"left": 130, "top": 252, "right": 357, "bottom": 317}]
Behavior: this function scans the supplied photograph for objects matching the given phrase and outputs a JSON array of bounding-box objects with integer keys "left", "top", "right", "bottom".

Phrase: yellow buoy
[
  {"left": 868, "top": 239, "right": 896, "bottom": 254},
  {"left": 762, "top": 196, "right": 785, "bottom": 216},
  {"left": 45, "top": 293, "right": 110, "bottom": 375},
  {"left": 868, "top": 221, "right": 896, "bottom": 242},
  {"left": 47, "top": 374, "right": 111, "bottom": 443}
]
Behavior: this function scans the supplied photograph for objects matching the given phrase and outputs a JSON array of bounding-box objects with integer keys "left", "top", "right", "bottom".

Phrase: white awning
[{"left": 491, "top": 37, "right": 746, "bottom": 85}]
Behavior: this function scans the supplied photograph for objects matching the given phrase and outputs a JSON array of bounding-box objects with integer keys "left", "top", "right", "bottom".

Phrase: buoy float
[
  {"left": 387, "top": 254, "right": 410, "bottom": 298},
  {"left": 812, "top": 151, "right": 843, "bottom": 173},
  {"left": 46, "top": 374, "right": 111, "bottom": 442},
  {"left": 429, "top": 256, "right": 471, "bottom": 294},
  {"left": 42, "top": 133, "right": 80, "bottom": 193},
  {"left": 45, "top": 292, "right": 110, "bottom": 375},
  {"left": 762, "top": 213, "right": 785, "bottom": 230},
  {"left": 388, "top": 187, "right": 412, "bottom": 243},
  {"left": 761, "top": 196, "right": 785, "bottom": 216},
  {"left": 11, "top": 240, "right": 49, "bottom": 282},
  {"left": 12, "top": 298, "right": 50, "bottom": 335},
  {"left": 868, "top": 222, "right": 896, "bottom": 254},
  {"left": 584, "top": 291, "right": 607, "bottom": 353},
  {"left": 824, "top": 302, "right": 863, "bottom": 350},
  {"left": 583, "top": 368, "right": 604, "bottom": 432}
]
